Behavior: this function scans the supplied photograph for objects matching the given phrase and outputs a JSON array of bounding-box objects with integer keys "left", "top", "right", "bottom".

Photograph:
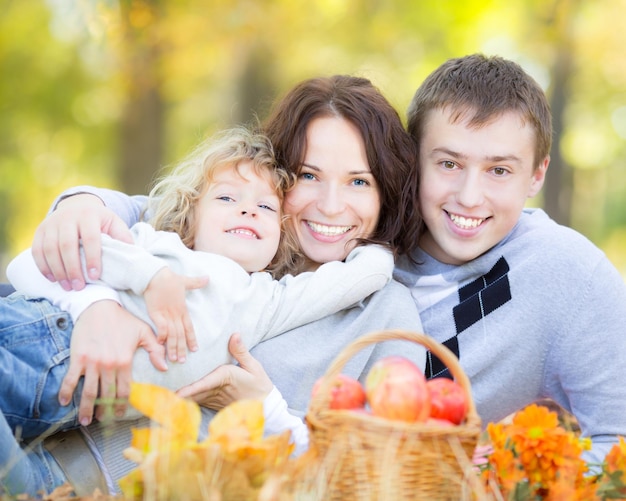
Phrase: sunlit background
[{"left": 2, "top": 0, "right": 626, "bottom": 281}]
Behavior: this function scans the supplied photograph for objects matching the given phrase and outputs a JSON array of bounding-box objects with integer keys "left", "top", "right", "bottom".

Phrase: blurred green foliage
[{"left": 2, "top": 0, "right": 626, "bottom": 279}]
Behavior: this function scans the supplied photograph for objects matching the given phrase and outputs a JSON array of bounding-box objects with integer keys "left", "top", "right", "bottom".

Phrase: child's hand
[{"left": 144, "top": 267, "right": 208, "bottom": 362}]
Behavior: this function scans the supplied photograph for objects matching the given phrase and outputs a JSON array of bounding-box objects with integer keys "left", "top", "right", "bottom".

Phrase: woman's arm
[{"left": 32, "top": 188, "right": 146, "bottom": 291}]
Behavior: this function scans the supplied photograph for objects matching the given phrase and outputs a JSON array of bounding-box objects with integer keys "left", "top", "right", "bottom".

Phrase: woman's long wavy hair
[{"left": 262, "top": 75, "right": 423, "bottom": 274}]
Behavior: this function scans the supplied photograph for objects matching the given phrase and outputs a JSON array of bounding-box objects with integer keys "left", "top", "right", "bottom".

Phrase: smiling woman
[
  {"left": 264, "top": 74, "right": 422, "bottom": 273},
  {"left": 5, "top": 74, "right": 426, "bottom": 496}
]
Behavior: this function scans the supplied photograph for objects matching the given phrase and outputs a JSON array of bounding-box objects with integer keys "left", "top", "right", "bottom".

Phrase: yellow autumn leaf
[
  {"left": 129, "top": 425, "right": 184, "bottom": 455},
  {"left": 206, "top": 399, "right": 264, "bottom": 444},
  {"left": 118, "top": 467, "right": 144, "bottom": 499},
  {"left": 230, "top": 430, "right": 294, "bottom": 487},
  {"left": 120, "top": 396, "right": 294, "bottom": 500},
  {"left": 129, "top": 381, "right": 201, "bottom": 444}
]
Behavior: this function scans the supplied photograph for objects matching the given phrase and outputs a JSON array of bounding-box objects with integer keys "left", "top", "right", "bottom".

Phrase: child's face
[
  {"left": 194, "top": 161, "right": 282, "bottom": 272},
  {"left": 418, "top": 107, "right": 548, "bottom": 265}
]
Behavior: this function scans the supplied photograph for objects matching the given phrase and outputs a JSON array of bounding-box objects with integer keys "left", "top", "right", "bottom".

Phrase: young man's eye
[
  {"left": 493, "top": 167, "right": 508, "bottom": 176},
  {"left": 442, "top": 160, "right": 456, "bottom": 170}
]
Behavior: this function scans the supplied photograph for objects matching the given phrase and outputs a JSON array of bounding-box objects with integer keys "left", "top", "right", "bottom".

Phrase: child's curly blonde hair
[{"left": 146, "top": 126, "right": 301, "bottom": 278}]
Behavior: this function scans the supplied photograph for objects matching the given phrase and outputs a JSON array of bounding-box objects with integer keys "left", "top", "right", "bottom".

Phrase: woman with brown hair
[{"left": 3, "top": 75, "right": 424, "bottom": 496}]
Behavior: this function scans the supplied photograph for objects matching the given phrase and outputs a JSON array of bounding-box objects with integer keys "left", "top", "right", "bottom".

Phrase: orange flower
[
  {"left": 483, "top": 404, "right": 592, "bottom": 499},
  {"left": 512, "top": 403, "right": 559, "bottom": 430},
  {"left": 486, "top": 447, "right": 526, "bottom": 495},
  {"left": 605, "top": 436, "right": 626, "bottom": 474},
  {"left": 544, "top": 474, "right": 600, "bottom": 501}
]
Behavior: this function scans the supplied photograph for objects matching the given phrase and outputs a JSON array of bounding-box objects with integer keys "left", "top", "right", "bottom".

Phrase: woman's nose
[{"left": 316, "top": 185, "right": 345, "bottom": 216}]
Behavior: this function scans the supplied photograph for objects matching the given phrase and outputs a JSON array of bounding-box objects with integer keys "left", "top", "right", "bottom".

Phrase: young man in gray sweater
[{"left": 394, "top": 53, "right": 626, "bottom": 465}]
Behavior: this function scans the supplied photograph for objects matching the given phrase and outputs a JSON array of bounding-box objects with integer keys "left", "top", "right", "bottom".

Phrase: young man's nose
[{"left": 455, "top": 170, "right": 485, "bottom": 208}]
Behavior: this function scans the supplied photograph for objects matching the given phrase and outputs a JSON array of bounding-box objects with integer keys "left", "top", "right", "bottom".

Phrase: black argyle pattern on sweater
[{"left": 426, "top": 257, "right": 511, "bottom": 379}]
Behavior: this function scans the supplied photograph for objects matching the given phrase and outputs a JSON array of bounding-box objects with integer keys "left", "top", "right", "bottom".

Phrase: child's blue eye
[
  {"left": 259, "top": 204, "right": 277, "bottom": 212},
  {"left": 218, "top": 196, "right": 234, "bottom": 202}
]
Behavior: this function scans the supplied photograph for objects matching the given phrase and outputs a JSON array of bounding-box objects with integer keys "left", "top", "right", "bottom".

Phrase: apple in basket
[
  {"left": 426, "top": 377, "right": 468, "bottom": 425},
  {"left": 425, "top": 417, "right": 455, "bottom": 427},
  {"left": 365, "top": 356, "right": 430, "bottom": 422},
  {"left": 312, "top": 373, "right": 367, "bottom": 410}
]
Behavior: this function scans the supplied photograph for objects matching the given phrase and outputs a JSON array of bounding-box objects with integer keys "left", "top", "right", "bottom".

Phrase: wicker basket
[{"left": 303, "top": 329, "right": 482, "bottom": 501}]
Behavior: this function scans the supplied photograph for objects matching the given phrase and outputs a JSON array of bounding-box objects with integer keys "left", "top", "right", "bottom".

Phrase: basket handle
[{"left": 308, "top": 329, "right": 477, "bottom": 420}]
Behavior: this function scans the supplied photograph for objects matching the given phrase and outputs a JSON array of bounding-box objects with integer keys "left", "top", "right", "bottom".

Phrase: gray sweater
[
  {"left": 30, "top": 187, "right": 427, "bottom": 492},
  {"left": 395, "top": 208, "right": 626, "bottom": 465}
]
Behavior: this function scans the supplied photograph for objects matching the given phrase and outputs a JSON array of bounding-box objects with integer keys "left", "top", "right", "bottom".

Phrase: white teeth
[
  {"left": 307, "top": 221, "right": 353, "bottom": 236},
  {"left": 227, "top": 229, "right": 258, "bottom": 238},
  {"left": 449, "top": 213, "right": 484, "bottom": 229}
]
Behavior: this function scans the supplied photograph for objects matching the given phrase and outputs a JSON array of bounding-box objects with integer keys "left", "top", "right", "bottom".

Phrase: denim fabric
[
  {"left": 0, "top": 294, "right": 79, "bottom": 495},
  {"left": 0, "top": 410, "right": 67, "bottom": 496},
  {"left": 0, "top": 294, "right": 80, "bottom": 438}
]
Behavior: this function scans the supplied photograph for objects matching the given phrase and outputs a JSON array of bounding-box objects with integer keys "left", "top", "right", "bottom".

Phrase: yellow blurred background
[{"left": 2, "top": 0, "right": 626, "bottom": 280}]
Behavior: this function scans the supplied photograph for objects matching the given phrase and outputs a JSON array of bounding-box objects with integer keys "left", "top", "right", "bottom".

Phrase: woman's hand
[
  {"left": 31, "top": 194, "right": 133, "bottom": 291},
  {"left": 176, "top": 333, "right": 273, "bottom": 410},
  {"left": 60, "top": 300, "right": 167, "bottom": 425}
]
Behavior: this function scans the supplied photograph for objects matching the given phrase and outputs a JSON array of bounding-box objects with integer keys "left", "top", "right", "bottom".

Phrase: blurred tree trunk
[
  {"left": 545, "top": 44, "right": 573, "bottom": 226},
  {"left": 118, "top": 0, "right": 164, "bottom": 196},
  {"left": 231, "top": 44, "right": 278, "bottom": 127},
  {"left": 543, "top": 0, "right": 579, "bottom": 226}
]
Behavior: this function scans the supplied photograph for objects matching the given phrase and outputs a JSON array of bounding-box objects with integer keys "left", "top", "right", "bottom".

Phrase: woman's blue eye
[
  {"left": 300, "top": 172, "right": 315, "bottom": 180},
  {"left": 352, "top": 178, "right": 369, "bottom": 187}
]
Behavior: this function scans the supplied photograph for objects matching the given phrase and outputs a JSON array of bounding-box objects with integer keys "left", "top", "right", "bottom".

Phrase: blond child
[{"left": 4, "top": 127, "right": 394, "bottom": 438}]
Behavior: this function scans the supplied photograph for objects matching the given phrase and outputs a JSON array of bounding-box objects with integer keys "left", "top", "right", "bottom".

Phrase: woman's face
[{"left": 284, "top": 116, "right": 381, "bottom": 269}]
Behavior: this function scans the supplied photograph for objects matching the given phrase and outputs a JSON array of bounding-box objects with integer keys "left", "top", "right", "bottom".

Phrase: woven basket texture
[{"left": 301, "top": 329, "right": 483, "bottom": 501}]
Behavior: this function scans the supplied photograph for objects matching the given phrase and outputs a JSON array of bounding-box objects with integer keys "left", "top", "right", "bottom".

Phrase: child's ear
[{"left": 527, "top": 156, "right": 549, "bottom": 198}]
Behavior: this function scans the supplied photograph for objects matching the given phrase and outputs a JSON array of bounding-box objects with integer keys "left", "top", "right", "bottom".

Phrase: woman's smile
[{"left": 305, "top": 220, "right": 354, "bottom": 238}]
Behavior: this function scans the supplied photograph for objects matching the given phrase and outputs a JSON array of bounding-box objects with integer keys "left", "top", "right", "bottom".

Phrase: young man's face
[{"left": 418, "top": 107, "right": 548, "bottom": 265}]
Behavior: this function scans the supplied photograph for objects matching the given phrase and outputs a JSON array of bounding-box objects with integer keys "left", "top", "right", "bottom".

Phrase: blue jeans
[
  {"left": 0, "top": 294, "right": 81, "bottom": 495},
  {"left": 0, "top": 411, "right": 67, "bottom": 496}
]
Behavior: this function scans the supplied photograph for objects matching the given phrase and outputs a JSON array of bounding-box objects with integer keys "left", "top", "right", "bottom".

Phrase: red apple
[
  {"left": 350, "top": 408, "right": 372, "bottom": 416},
  {"left": 426, "top": 377, "right": 468, "bottom": 425},
  {"left": 425, "top": 417, "right": 455, "bottom": 427},
  {"left": 365, "top": 356, "right": 430, "bottom": 422},
  {"left": 312, "top": 374, "right": 366, "bottom": 410}
]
